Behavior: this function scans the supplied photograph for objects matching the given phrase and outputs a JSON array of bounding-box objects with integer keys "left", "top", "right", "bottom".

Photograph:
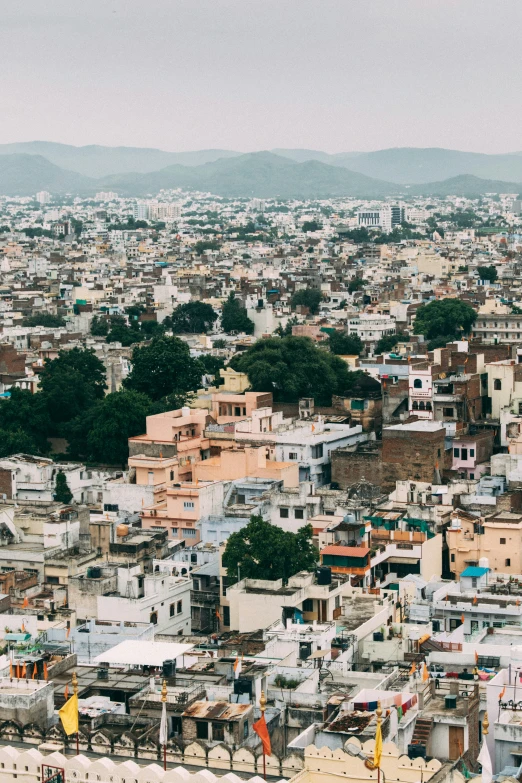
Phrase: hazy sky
[{"left": 1, "top": 0, "right": 521, "bottom": 153}]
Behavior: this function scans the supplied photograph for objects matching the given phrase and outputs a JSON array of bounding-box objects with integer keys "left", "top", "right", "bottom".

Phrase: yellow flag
[
  {"left": 374, "top": 718, "right": 382, "bottom": 769},
  {"left": 59, "top": 693, "right": 79, "bottom": 735}
]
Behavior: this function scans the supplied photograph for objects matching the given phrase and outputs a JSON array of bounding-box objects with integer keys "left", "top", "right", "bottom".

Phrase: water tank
[
  {"left": 97, "top": 668, "right": 109, "bottom": 680},
  {"left": 89, "top": 566, "right": 102, "bottom": 579},
  {"left": 408, "top": 744, "right": 426, "bottom": 759},
  {"left": 408, "top": 626, "right": 421, "bottom": 641},
  {"left": 163, "top": 660, "right": 176, "bottom": 678},
  {"left": 343, "top": 513, "right": 356, "bottom": 524},
  {"left": 445, "top": 695, "right": 457, "bottom": 709},
  {"left": 116, "top": 524, "right": 129, "bottom": 538},
  {"left": 479, "top": 557, "right": 490, "bottom": 570},
  {"left": 316, "top": 566, "right": 332, "bottom": 585},
  {"left": 373, "top": 632, "right": 384, "bottom": 642}
]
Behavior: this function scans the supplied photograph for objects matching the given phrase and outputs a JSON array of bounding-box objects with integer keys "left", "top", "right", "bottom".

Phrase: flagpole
[
  {"left": 161, "top": 679, "right": 168, "bottom": 771},
  {"left": 376, "top": 702, "right": 382, "bottom": 783},
  {"left": 260, "top": 690, "right": 267, "bottom": 782},
  {"left": 72, "top": 671, "right": 79, "bottom": 756}
]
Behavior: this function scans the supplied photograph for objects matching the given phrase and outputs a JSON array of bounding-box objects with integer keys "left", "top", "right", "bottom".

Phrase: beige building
[{"left": 447, "top": 508, "right": 522, "bottom": 577}]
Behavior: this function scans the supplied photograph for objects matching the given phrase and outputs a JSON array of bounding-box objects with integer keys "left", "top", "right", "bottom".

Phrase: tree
[
  {"left": 194, "top": 240, "right": 220, "bottom": 255},
  {"left": 0, "top": 428, "right": 41, "bottom": 458},
  {"left": 413, "top": 299, "right": 477, "bottom": 341},
  {"left": 328, "top": 331, "right": 363, "bottom": 355},
  {"left": 230, "top": 336, "right": 355, "bottom": 405},
  {"left": 221, "top": 293, "right": 255, "bottom": 335},
  {"left": 375, "top": 333, "right": 403, "bottom": 355},
  {"left": 38, "top": 348, "right": 107, "bottom": 430},
  {"left": 105, "top": 315, "right": 143, "bottom": 346},
  {"left": 302, "top": 220, "right": 321, "bottom": 233},
  {"left": 124, "top": 336, "right": 202, "bottom": 402},
  {"left": 54, "top": 471, "right": 73, "bottom": 504},
  {"left": 90, "top": 316, "right": 109, "bottom": 336},
  {"left": 222, "top": 516, "right": 318, "bottom": 584},
  {"left": 274, "top": 315, "right": 299, "bottom": 338},
  {"left": 196, "top": 354, "right": 225, "bottom": 383},
  {"left": 68, "top": 389, "right": 151, "bottom": 465},
  {"left": 212, "top": 339, "right": 228, "bottom": 349},
  {"left": 348, "top": 278, "right": 365, "bottom": 293},
  {"left": 0, "top": 388, "right": 50, "bottom": 453},
  {"left": 479, "top": 265, "right": 498, "bottom": 283},
  {"left": 22, "top": 313, "right": 66, "bottom": 328},
  {"left": 291, "top": 289, "right": 322, "bottom": 314},
  {"left": 170, "top": 302, "right": 218, "bottom": 334}
]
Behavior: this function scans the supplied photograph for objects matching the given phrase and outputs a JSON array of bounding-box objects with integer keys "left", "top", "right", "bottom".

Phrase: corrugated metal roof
[{"left": 182, "top": 700, "right": 251, "bottom": 720}]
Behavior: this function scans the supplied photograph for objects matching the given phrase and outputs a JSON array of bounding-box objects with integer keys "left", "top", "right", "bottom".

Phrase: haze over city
[{"left": 1, "top": 0, "right": 522, "bottom": 153}]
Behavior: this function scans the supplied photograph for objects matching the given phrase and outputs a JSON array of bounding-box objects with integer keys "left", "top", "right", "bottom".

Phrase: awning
[
  {"left": 307, "top": 649, "right": 332, "bottom": 660},
  {"left": 93, "top": 640, "right": 195, "bottom": 667}
]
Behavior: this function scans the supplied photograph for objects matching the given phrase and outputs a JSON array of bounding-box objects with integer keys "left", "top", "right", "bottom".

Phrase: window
[
  {"left": 244, "top": 722, "right": 248, "bottom": 739},
  {"left": 223, "top": 606, "right": 230, "bottom": 626},
  {"left": 412, "top": 401, "right": 419, "bottom": 410},
  {"left": 461, "top": 448, "right": 468, "bottom": 460},
  {"left": 170, "top": 470, "right": 175, "bottom": 481},
  {"left": 494, "top": 379, "right": 502, "bottom": 390},
  {"left": 234, "top": 407, "right": 241, "bottom": 416},
  {"left": 177, "top": 600, "right": 183, "bottom": 614},
  {"left": 311, "top": 444, "right": 323, "bottom": 459},
  {"left": 280, "top": 508, "right": 289, "bottom": 518},
  {"left": 289, "top": 452, "right": 298, "bottom": 460},
  {"left": 506, "top": 558, "right": 512, "bottom": 566},
  {"left": 196, "top": 722, "right": 209, "bottom": 740},
  {"left": 170, "top": 604, "right": 175, "bottom": 617},
  {"left": 184, "top": 501, "right": 195, "bottom": 510},
  {"left": 150, "top": 612, "right": 158, "bottom": 625},
  {"left": 451, "top": 554, "right": 455, "bottom": 562},
  {"left": 302, "top": 598, "right": 314, "bottom": 612},
  {"left": 443, "top": 407, "right": 454, "bottom": 417},
  {"left": 472, "top": 578, "right": 477, "bottom": 587},
  {"left": 213, "top": 722, "right": 224, "bottom": 742},
  {"left": 500, "top": 538, "right": 506, "bottom": 544},
  {"left": 413, "top": 379, "right": 422, "bottom": 389},
  {"left": 171, "top": 528, "right": 178, "bottom": 536},
  {"left": 335, "top": 595, "right": 340, "bottom": 609},
  {"left": 295, "top": 508, "right": 304, "bottom": 519},
  {"left": 470, "top": 448, "right": 475, "bottom": 457},
  {"left": 453, "top": 448, "right": 460, "bottom": 458},
  {"left": 184, "top": 529, "right": 196, "bottom": 537}
]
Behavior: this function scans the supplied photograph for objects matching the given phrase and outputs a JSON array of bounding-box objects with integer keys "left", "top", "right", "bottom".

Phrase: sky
[{"left": 1, "top": 0, "right": 521, "bottom": 154}]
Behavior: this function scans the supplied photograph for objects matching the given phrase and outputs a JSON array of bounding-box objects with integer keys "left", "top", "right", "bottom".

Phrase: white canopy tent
[{"left": 93, "top": 640, "right": 195, "bottom": 668}]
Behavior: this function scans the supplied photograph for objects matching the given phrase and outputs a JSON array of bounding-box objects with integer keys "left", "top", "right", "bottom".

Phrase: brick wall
[
  {"left": 0, "top": 468, "right": 14, "bottom": 499},
  {"left": 331, "top": 446, "right": 383, "bottom": 489},
  {"left": 381, "top": 427, "right": 445, "bottom": 491}
]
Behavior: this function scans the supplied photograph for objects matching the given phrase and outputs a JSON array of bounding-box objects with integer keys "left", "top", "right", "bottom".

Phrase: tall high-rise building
[{"left": 36, "top": 191, "right": 50, "bottom": 205}]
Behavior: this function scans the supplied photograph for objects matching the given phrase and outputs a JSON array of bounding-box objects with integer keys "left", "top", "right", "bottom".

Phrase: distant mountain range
[{"left": 0, "top": 142, "right": 521, "bottom": 199}]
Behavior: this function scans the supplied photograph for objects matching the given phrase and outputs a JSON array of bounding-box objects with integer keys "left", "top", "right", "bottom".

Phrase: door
[
  {"left": 471, "top": 620, "right": 479, "bottom": 633},
  {"left": 449, "top": 726, "right": 464, "bottom": 760}
]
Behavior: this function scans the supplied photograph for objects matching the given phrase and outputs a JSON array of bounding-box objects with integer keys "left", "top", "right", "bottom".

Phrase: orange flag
[
  {"left": 422, "top": 663, "right": 429, "bottom": 682},
  {"left": 409, "top": 662, "right": 416, "bottom": 675},
  {"left": 64, "top": 684, "right": 69, "bottom": 701},
  {"left": 66, "top": 627, "right": 70, "bottom": 639},
  {"left": 473, "top": 596, "right": 478, "bottom": 605},
  {"left": 499, "top": 686, "right": 506, "bottom": 700},
  {"left": 21, "top": 623, "right": 25, "bottom": 633},
  {"left": 22, "top": 597, "right": 28, "bottom": 608},
  {"left": 461, "top": 614, "right": 465, "bottom": 625},
  {"left": 9, "top": 662, "right": 13, "bottom": 678},
  {"left": 32, "top": 664, "right": 37, "bottom": 680},
  {"left": 21, "top": 663, "right": 26, "bottom": 679},
  {"left": 16, "top": 663, "right": 20, "bottom": 679},
  {"left": 43, "top": 662, "right": 48, "bottom": 681},
  {"left": 253, "top": 713, "right": 271, "bottom": 756},
  {"left": 474, "top": 650, "right": 479, "bottom": 663}
]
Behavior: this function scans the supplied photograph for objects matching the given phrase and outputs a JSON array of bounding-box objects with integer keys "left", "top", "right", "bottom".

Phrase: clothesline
[{"left": 352, "top": 693, "right": 418, "bottom": 715}]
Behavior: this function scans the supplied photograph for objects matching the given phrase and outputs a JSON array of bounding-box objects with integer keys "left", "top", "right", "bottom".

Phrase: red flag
[{"left": 253, "top": 714, "right": 271, "bottom": 756}]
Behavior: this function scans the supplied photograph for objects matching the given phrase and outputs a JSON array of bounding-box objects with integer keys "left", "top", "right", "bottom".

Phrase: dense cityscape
[{"left": 2, "top": 1, "right": 522, "bottom": 783}]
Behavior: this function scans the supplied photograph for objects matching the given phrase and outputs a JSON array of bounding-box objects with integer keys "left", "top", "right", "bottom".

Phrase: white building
[
  {"left": 35, "top": 191, "right": 50, "bottom": 205},
  {"left": 348, "top": 314, "right": 396, "bottom": 344}
]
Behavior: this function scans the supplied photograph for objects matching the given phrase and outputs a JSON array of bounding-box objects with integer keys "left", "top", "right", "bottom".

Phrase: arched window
[
  {"left": 426, "top": 401, "right": 432, "bottom": 411},
  {"left": 494, "top": 379, "right": 502, "bottom": 390},
  {"left": 419, "top": 401, "right": 425, "bottom": 410},
  {"left": 150, "top": 612, "right": 158, "bottom": 625},
  {"left": 414, "top": 379, "right": 422, "bottom": 389},
  {"left": 412, "top": 400, "right": 419, "bottom": 410}
]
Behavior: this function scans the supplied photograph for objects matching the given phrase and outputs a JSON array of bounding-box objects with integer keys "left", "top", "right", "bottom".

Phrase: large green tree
[
  {"left": 329, "top": 331, "right": 364, "bottom": 355},
  {"left": 38, "top": 348, "right": 107, "bottom": 431},
  {"left": 0, "top": 388, "right": 50, "bottom": 453},
  {"left": 291, "top": 288, "right": 322, "bottom": 314},
  {"left": 0, "top": 428, "right": 41, "bottom": 458},
  {"left": 479, "top": 265, "right": 498, "bottom": 283},
  {"left": 413, "top": 299, "right": 477, "bottom": 341},
  {"left": 170, "top": 302, "right": 218, "bottom": 334},
  {"left": 22, "top": 314, "right": 66, "bottom": 328},
  {"left": 230, "top": 335, "right": 354, "bottom": 405},
  {"left": 67, "top": 389, "right": 151, "bottom": 465},
  {"left": 221, "top": 293, "right": 255, "bottom": 335},
  {"left": 124, "top": 336, "right": 202, "bottom": 402},
  {"left": 222, "top": 516, "right": 318, "bottom": 584}
]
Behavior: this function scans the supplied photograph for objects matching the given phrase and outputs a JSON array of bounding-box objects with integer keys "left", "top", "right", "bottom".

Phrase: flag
[
  {"left": 234, "top": 656, "right": 242, "bottom": 679},
  {"left": 215, "top": 609, "right": 221, "bottom": 620},
  {"left": 21, "top": 663, "right": 26, "bottom": 679},
  {"left": 22, "top": 597, "right": 28, "bottom": 608},
  {"left": 499, "top": 686, "right": 506, "bottom": 700},
  {"left": 474, "top": 650, "right": 479, "bottom": 663},
  {"left": 477, "top": 737, "right": 492, "bottom": 783},
  {"left": 16, "top": 663, "right": 20, "bottom": 679},
  {"left": 473, "top": 596, "right": 478, "bottom": 605},
  {"left": 422, "top": 663, "right": 429, "bottom": 682},
  {"left": 32, "top": 664, "right": 36, "bottom": 680},
  {"left": 9, "top": 662, "right": 12, "bottom": 678},
  {"left": 66, "top": 627, "right": 70, "bottom": 639},
  {"left": 159, "top": 700, "right": 168, "bottom": 746},
  {"left": 461, "top": 614, "right": 465, "bottom": 625},
  {"left": 59, "top": 693, "right": 79, "bottom": 736},
  {"left": 21, "top": 623, "right": 25, "bottom": 633},
  {"left": 253, "top": 713, "right": 271, "bottom": 756},
  {"left": 409, "top": 662, "right": 416, "bottom": 675},
  {"left": 373, "top": 717, "right": 382, "bottom": 769},
  {"left": 43, "top": 662, "right": 48, "bottom": 680},
  {"left": 64, "top": 684, "right": 69, "bottom": 701}
]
